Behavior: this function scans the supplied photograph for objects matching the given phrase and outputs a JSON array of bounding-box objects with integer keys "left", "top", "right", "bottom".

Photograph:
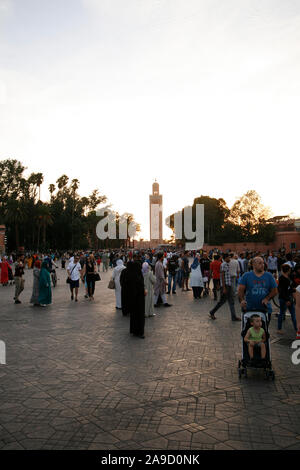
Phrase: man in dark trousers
[{"left": 209, "top": 253, "right": 241, "bottom": 321}]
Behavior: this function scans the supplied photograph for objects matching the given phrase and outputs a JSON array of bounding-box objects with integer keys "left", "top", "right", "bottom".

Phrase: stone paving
[{"left": 0, "top": 266, "right": 300, "bottom": 450}]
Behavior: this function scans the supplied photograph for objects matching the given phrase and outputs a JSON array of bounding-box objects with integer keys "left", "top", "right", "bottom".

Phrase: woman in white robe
[
  {"left": 112, "top": 259, "right": 126, "bottom": 309},
  {"left": 142, "top": 262, "right": 156, "bottom": 317},
  {"left": 190, "top": 254, "right": 204, "bottom": 299}
]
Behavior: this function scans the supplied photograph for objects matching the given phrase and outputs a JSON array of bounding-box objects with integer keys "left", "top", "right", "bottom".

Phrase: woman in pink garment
[{"left": 0, "top": 256, "right": 9, "bottom": 286}]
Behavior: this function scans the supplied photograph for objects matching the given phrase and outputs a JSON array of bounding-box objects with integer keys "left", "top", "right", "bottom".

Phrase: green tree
[
  {"left": 229, "top": 190, "right": 272, "bottom": 240},
  {"left": 4, "top": 199, "right": 26, "bottom": 249},
  {"left": 167, "top": 196, "right": 230, "bottom": 245}
]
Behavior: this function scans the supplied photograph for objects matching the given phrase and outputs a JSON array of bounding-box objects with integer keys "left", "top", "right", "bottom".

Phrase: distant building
[
  {"left": 149, "top": 181, "right": 163, "bottom": 245},
  {"left": 268, "top": 216, "right": 300, "bottom": 251}
]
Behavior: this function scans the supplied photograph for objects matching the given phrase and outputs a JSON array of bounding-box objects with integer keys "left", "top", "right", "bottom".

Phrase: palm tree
[
  {"left": 49, "top": 184, "right": 56, "bottom": 201},
  {"left": 36, "top": 204, "right": 53, "bottom": 250},
  {"left": 27, "top": 172, "right": 44, "bottom": 202},
  {"left": 36, "top": 173, "right": 44, "bottom": 201},
  {"left": 56, "top": 175, "right": 69, "bottom": 190},
  {"left": 70, "top": 179, "right": 80, "bottom": 250},
  {"left": 4, "top": 199, "right": 26, "bottom": 249}
]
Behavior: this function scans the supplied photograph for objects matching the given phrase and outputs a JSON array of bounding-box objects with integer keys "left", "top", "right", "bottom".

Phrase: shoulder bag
[{"left": 66, "top": 264, "right": 77, "bottom": 284}]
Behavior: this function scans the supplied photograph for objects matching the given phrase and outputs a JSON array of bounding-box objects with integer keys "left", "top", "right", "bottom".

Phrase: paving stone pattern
[{"left": 0, "top": 267, "right": 300, "bottom": 450}]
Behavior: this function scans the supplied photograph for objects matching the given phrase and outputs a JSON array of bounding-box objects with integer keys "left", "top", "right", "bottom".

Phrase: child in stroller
[
  {"left": 244, "top": 314, "right": 266, "bottom": 364},
  {"left": 238, "top": 310, "right": 275, "bottom": 380}
]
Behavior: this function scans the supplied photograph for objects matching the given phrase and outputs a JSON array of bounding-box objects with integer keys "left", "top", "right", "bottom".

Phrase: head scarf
[
  {"left": 116, "top": 259, "right": 124, "bottom": 267},
  {"left": 142, "top": 262, "right": 149, "bottom": 276},
  {"left": 41, "top": 260, "right": 48, "bottom": 270},
  {"left": 125, "top": 260, "right": 143, "bottom": 279}
]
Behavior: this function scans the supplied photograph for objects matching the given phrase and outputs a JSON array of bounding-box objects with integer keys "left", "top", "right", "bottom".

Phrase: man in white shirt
[
  {"left": 67, "top": 255, "right": 82, "bottom": 302},
  {"left": 229, "top": 253, "right": 240, "bottom": 294},
  {"left": 267, "top": 252, "right": 278, "bottom": 275}
]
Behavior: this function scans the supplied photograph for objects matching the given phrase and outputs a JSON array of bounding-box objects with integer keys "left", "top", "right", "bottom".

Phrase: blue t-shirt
[{"left": 239, "top": 271, "right": 277, "bottom": 311}]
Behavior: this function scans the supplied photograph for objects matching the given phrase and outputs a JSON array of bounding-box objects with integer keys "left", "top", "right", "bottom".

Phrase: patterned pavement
[{"left": 0, "top": 267, "right": 299, "bottom": 450}]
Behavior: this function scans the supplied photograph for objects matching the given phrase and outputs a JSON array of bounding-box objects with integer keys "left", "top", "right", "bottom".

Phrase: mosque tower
[{"left": 149, "top": 180, "right": 163, "bottom": 244}]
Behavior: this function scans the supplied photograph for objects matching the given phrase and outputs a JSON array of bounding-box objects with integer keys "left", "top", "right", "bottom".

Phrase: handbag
[
  {"left": 94, "top": 273, "right": 101, "bottom": 282},
  {"left": 66, "top": 264, "right": 77, "bottom": 284},
  {"left": 108, "top": 278, "right": 115, "bottom": 289}
]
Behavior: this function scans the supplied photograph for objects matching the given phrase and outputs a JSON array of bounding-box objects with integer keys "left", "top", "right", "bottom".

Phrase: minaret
[{"left": 149, "top": 180, "right": 163, "bottom": 244}]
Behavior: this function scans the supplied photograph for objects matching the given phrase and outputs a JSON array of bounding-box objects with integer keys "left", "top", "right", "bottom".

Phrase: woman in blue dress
[{"left": 38, "top": 260, "right": 52, "bottom": 307}]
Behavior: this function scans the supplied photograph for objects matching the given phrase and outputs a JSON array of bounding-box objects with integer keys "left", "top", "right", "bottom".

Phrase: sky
[{"left": 0, "top": 0, "right": 300, "bottom": 240}]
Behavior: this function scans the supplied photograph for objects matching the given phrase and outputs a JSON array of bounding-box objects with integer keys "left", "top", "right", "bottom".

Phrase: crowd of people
[{"left": 0, "top": 248, "right": 300, "bottom": 340}]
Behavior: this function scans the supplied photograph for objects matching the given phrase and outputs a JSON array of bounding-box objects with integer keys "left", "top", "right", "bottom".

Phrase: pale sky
[{"left": 1, "top": 0, "right": 300, "bottom": 240}]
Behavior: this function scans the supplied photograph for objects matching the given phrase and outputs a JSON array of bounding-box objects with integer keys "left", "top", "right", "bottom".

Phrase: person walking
[
  {"left": 0, "top": 256, "right": 9, "bottom": 286},
  {"left": 154, "top": 253, "right": 172, "bottom": 308},
  {"left": 229, "top": 253, "right": 240, "bottom": 295},
  {"left": 61, "top": 254, "right": 66, "bottom": 269},
  {"left": 190, "top": 254, "right": 204, "bottom": 299},
  {"left": 200, "top": 252, "right": 211, "bottom": 296},
  {"left": 30, "top": 260, "right": 41, "bottom": 306},
  {"left": 96, "top": 256, "right": 101, "bottom": 273},
  {"left": 109, "top": 251, "right": 114, "bottom": 269},
  {"left": 177, "top": 253, "right": 183, "bottom": 288},
  {"left": 181, "top": 251, "right": 191, "bottom": 292},
  {"left": 67, "top": 255, "right": 82, "bottom": 302},
  {"left": 81, "top": 254, "right": 97, "bottom": 301},
  {"left": 112, "top": 259, "right": 126, "bottom": 309},
  {"left": 277, "top": 264, "right": 297, "bottom": 334},
  {"left": 121, "top": 261, "right": 146, "bottom": 338},
  {"left": 210, "top": 254, "right": 222, "bottom": 300},
  {"left": 209, "top": 253, "right": 241, "bottom": 321},
  {"left": 38, "top": 260, "right": 52, "bottom": 307},
  {"left": 14, "top": 255, "right": 25, "bottom": 304},
  {"left": 267, "top": 252, "right": 278, "bottom": 276},
  {"left": 102, "top": 251, "right": 109, "bottom": 272},
  {"left": 166, "top": 254, "right": 178, "bottom": 294},
  {"left": 238, "top": 256, "right": 278, "bottom": 321},
  {"left": 142, "top": 262, "right": 156, "bottom": 317}
]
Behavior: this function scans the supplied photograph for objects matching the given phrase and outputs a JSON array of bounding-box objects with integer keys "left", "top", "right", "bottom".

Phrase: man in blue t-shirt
[{"left": 238, "top": 257, "right": 278, "bottom": 312}]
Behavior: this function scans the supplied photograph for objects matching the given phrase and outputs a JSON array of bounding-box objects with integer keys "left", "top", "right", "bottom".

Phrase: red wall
[
  {"left": 203, "top": 231, "right": 300, "bottom": 253},
  {"left": 135, "top": 231, "right": 300, "bottom": 252}
]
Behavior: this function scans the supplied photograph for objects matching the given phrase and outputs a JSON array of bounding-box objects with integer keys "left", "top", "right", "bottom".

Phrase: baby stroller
[{"left": 238, "top": 309, "right": 275, "bottom": 380}]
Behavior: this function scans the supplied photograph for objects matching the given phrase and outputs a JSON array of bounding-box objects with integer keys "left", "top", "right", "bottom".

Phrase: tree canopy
[
  {"left": 0, "top": 158, "right": 139, "bottom": 251},
  {"left": 167, "top": 191, "right": 275, "bottom": 245}
]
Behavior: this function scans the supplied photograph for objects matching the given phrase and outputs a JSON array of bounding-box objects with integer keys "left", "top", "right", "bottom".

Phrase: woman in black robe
[{"left": 120, "top": 261, "right": 145, "bottom": 338}]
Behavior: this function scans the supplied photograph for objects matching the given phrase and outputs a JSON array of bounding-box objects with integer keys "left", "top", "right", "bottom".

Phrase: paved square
[{"left": 0, "top": 267, "right": 300, "bottom": 450}]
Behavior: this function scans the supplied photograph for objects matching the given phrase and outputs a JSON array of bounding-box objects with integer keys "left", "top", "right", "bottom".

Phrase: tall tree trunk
[
  {"left": 43, "top": 221, "right": 46, "bottom": 248},
  {"left": 15, "top": 224, "right": 20, "bottom": 250},
  {"left": 37, "top": 223, "right": 41, "bottom": 251}
]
